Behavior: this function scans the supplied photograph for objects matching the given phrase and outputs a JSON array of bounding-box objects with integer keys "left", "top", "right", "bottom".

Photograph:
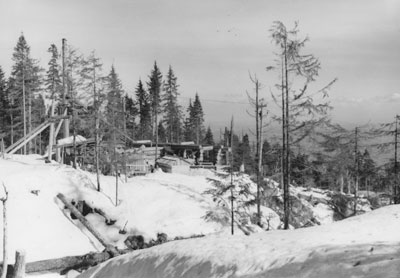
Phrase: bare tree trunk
[
  {"left": 282, "top": 38, "right": 290, "bottom": 230},
  {"left": 93, "top": 64, "right": 100, "bottom": 191},
  {"left": 340, "top": 174, "right": 344, "bottom": 194},
  {"left": 230, "top": 116, "right": 234, "bottom": 235},
  {"left": 394, "top": 115, "right": 398, "bottom": 203},
  {"left": 10, "top": 108, "right": 14, "bottom": 145},
  {"left": 28, "top": 87, "right": 32, "bottom": 155},
  {"left": 154, "top": 96, "right": 159, "bottom": 166},
  {"left": 113, "top": 111, "right": 118, "bottom": 206},
  {"left": 354, "top": 127, "right": 358, "bottom": 214},
  {"left": 257, "top": 107, "right": 263, "bottom": 227},
  {"left": 22, "top": 64, "right": 26, "bottom": 155},
  {"left": 1, "top": 139, "right": 4, "bottom": 159},
  {"left": 347, "top": 174, "right": 351, "bottom": 195},
  {"left": 1, "top": 184, "right": 8, "bottom": 278}
]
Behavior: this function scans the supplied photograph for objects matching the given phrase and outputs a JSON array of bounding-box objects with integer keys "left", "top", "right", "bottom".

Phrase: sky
[{"left": 0, "top": 0, "right": 400, "bottom": 136}]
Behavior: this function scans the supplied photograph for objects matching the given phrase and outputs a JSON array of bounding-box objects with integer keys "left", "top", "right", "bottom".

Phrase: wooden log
[
  {"left": 56, "top": 194, "right": 119, "bottom": 256},
  {"left": 12, "top": 250, "right": 25, "bottom": 278},
  {"left": 0, "top": 251, "right": 114, "bottom": 275}
]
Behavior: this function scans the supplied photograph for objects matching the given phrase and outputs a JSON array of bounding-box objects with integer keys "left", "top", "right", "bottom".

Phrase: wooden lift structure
[{"left": 4, "top": 112, "right": 69, "bottom": 159}]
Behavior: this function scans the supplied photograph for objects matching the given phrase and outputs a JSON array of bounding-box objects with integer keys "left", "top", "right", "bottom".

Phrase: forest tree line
[{"left": 0, "top": 34, "right": 215, "bottom": 155}]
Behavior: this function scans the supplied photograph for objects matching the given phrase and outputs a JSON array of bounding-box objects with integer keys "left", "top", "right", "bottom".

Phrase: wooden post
[
  {"left": 62, "top": 38, "right": 69, "bottom": 138},
  {"left": 56, "top": 194, "right": 118, "bottom": 256},
  {"left": 13, "top": 250, "right": 26, "bottom": 278},
  {"left": 48, "top": 102, "right": 55, "bottom": 161},
  {"left": 1, "top": 184, "right": 8, "bottom": 278}
]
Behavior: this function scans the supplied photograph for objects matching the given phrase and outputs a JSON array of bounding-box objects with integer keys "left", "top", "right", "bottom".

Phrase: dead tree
[
  {"left": 268, "top": 21, "right": 336, "bottom": 229},
  {"left": 246, "top": 73, "right": 268, "bottom": 227}
]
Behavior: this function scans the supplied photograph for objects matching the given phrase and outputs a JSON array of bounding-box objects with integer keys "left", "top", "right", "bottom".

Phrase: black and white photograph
[{"left": 0, "top": 0, "right": 400, "bottom": 277}]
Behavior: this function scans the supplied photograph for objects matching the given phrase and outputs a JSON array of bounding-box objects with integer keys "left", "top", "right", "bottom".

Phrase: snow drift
[{"left": 78, "top": 205, "right": 400, "bottom": 278}]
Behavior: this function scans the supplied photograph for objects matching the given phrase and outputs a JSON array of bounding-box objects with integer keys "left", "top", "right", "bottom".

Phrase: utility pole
[
  {"left": 154, "top": 94, "right": 158, "bottom": 166},
  {"left": 123, "top": 94, "right": 127, "bottom": 182},
  {"left": 62, "top": 38, "right": 69, "bottom": 138},
  {"left": 70, "top": 65, "right": 77, "bottom": 169}
]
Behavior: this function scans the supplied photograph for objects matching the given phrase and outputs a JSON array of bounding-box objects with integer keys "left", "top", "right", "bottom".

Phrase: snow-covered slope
[
  {"left": 78, "top": 205, "right": 400, "bottom": 278},
  {"left": 0, "top": 155, "right": 273, "bottom": 265},
  {"left": 0, "top": 155, "right": 102, "bottom": 262}
]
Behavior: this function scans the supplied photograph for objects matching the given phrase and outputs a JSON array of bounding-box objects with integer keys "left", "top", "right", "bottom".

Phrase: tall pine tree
[
  {"left": 45, "top": 44, "right": 62, "bottom": 105},
  {"left": 192, "top": 93, "right": 205, "bottom": 144},
  {"left": 105, "top": 66, "right": 124, "bottom": 139},
  {"left": 0, "top": 66, "right": 9, "bottom": 139},
  {"left": 162, "top": 66, "right": 182, "bottom": 143},
  {"left": 135, "top": 79, "right": 151, "bottom": 140},
  {"left": 147, "top": 62, "right": 163, "bottom": 142},
  {"left": 204, "top": 126, "right": 214, "bottom": 145},
  {"left": 124, "top": 94, "right": 137, "bottom": 145},
  {"left": 9, "top": 34, "right": 43, "bottom": 154}
]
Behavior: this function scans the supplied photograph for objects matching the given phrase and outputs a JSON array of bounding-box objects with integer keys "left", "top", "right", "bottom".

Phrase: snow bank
[
  {"left": 78, "top": 205, "right": 400, "bottom": 278},
  {"left": 0, "top": 155, "right": 101, "bottom": 263}
]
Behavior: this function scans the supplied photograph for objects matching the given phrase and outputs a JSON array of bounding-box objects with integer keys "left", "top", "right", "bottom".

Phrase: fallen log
[
  {"left": 56, "top": 193, "right": 119, "bottom": 256},
  {"left": 0, "top": 251, "right": 117, "bottom": 276}
]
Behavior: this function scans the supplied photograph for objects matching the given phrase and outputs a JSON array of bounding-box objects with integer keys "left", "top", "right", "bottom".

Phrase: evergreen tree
[
  {"left": 135, "top": 79, "right": 151, "bottom": 140},
  {"left": 234, "top": 134, "right": 255, "bottom": 174},
  {"left": 162, "top": 66, "right": 182, "bottom": 143},
  {"left": 147, "top": 62, "right": 163, "bottom": 142},
  {"left": 0, "top": 66, "right": 9, "bottom": 139},
  {"left": 204, "top": 126, "right": 214, "bottom": 145},
  {"left": 183, "top": 99, "right": 194, "bottom": 141},
  {"left": 105, "top": 66, "right": 124, "bottom": 140},
  {"left": 192, "top": 93, "right": 205, "bottom": 144},
  {"left": 10, "top": 34, "right": 43, "bottom": 154},
  {"left": 124, "top": 94, "right": 138, "bottom": 144},
  {"left": 45, "top": 44, "right": 62, "bottom": 104},
  {"left": 359, "top": 149, "right": 376, "bottom": 191}
]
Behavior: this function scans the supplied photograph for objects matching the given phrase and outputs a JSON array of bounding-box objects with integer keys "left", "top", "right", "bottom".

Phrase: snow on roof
[
  {"left": 57, "top": 135, "right": 87, "bottom": 146},
  {"left": 180, "top": 141, "right": 195, "bottom": 145}
]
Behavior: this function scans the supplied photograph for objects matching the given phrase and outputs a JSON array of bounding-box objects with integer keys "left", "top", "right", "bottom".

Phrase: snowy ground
[
  {"left": 0, "top": 155, "right": 277, "bottom": 276},
  {"left": 78, "top": 205, "right": 400, "bottom": 278},
  {"left": 1, "top": 154, "right": 396, "bottom": 278}
]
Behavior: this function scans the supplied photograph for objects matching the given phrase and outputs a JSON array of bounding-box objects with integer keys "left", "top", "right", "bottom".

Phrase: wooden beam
[
  {"left": 56, "top": 194, "right": 119, "bottom": 256},
  {"left": 6, "top": 121, "right": 51, "bottom": 154},
  {"left": 0, "top": 250, "right": 125, "bottom": 275}
]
